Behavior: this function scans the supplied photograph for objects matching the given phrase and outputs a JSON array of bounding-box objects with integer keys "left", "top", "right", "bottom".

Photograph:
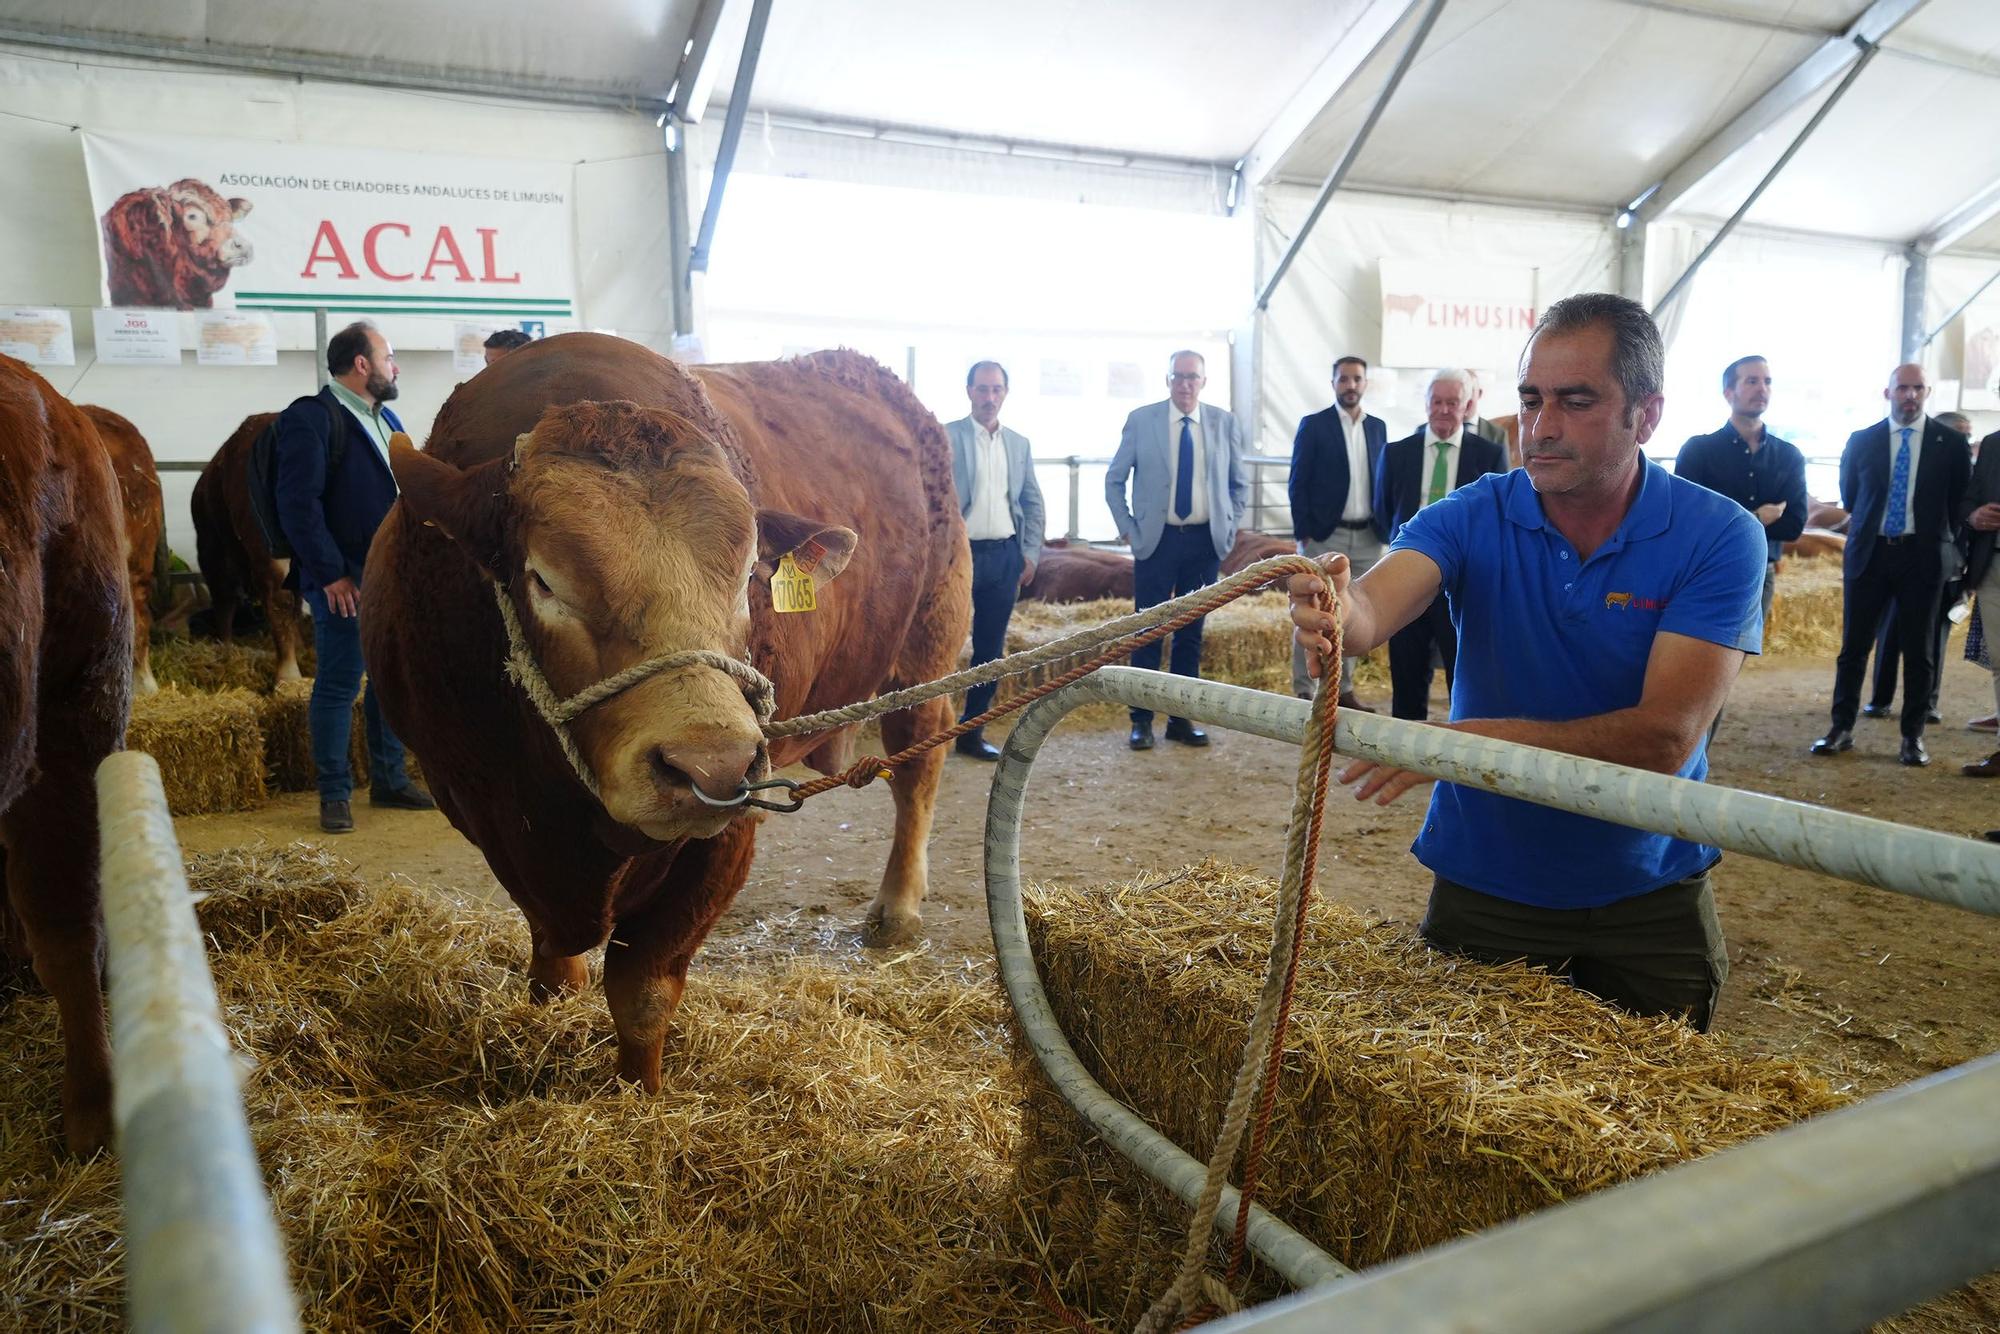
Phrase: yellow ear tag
[{"left": 772, "top": 553, "right": 817, "bottom": 613}]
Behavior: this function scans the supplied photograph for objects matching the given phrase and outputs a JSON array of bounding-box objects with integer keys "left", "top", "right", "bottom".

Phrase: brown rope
[{"left": 781, "top": 555, "right": 1329, "bottom": 805}]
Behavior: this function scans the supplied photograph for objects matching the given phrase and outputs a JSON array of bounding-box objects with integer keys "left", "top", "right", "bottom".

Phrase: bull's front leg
[
  {"left": 266, "top": 563, "right": 303, "bottom": 683},
  {"left": 602, "top": 818, "right": 758, "bottom": 1090},
  {"left": 526, "top": 923, "right": 588, "bottom": 1000},
  {"left": 863, "top": 694, "right": 948, "bottom": 946}
]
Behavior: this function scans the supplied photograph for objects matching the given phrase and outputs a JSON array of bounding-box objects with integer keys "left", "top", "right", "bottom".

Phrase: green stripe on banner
[
  {"left": 238, "top": 305, "right": 573, "bottom": 317},
  {"left": 236, "top": 292, "right": 573, "bottom": 309}
]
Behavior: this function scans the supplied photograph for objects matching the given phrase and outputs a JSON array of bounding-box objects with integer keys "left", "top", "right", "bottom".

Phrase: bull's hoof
[
  {"left": 275, "top": 660, "right": 304, "bottom": 685},
  {"left": 62, "top": 1098, "right": 112, "bottom": 1158},
  {"left": 862, "top": 905, "right": 923, "bottom": 948},
  {"left": 134, "top": 668, "right": 159, "bottom": 697}
]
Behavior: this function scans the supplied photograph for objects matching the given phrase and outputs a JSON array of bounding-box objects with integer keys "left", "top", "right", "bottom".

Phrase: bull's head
[
  {"left": 391, "top": 401, "right": 854, "bottom": 841},
  {"left": 159, "top": 182, "right": 253, "bottom": 266}
]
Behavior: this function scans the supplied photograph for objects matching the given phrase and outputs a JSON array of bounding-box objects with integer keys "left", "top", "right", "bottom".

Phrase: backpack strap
[{"left": 316, "top": 386, "right": 350, "bottom": 472}]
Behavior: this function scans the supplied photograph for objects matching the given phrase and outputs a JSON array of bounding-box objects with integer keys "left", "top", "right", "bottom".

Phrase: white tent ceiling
[{"left": 6, "top": 0, "right": 2000, "bottom": 252}]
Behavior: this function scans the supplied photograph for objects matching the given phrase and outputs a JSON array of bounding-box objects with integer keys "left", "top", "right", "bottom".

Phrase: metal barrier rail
[
  {"left": 986, "top": 667, "right": 2000, "bottom": 1327},
  {"left": 98, "top": 753, "right": 299, "bottom": 1334}
]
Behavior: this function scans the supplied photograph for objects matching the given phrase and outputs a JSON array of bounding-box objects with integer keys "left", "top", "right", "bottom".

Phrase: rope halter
[{"left": 491, "top": 582, "right": 777, "bottom": 803}]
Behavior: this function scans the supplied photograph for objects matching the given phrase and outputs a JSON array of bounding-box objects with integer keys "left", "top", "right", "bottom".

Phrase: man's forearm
[{"left": 1449, "top": 710, "right": 1698, "bottom": 776}]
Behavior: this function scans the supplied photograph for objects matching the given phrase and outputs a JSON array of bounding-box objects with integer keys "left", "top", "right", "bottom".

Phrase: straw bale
[
  {"left": 1767, "top": 554, "right": 1845, "bottom": 658},
  {"left": 1013, "top": 861, "right": 1848, "bottom": 1324},
  {"left": 123, "top": 684, "right": 266, "bottom": 815},
  {"left": 0, "top": 847, "right": 1044, "bottom": 1332}
]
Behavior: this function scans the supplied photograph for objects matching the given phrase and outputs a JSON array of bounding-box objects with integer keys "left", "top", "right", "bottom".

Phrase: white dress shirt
[
  {"left": 1168, "top": 408, "right": 1208, "bottom": 525},
  {"left": 1418, "top": 426, "right": 1464, "bottom": 509},
  {"left": 965, "top": 421, "right": 1016, "bottom": 540},
  {"left": 1881, "top": 413, "right": 1925, "bottom": 537},
  {"left": 1340, "top": 406, "right": 1372, "bottom": 523}
]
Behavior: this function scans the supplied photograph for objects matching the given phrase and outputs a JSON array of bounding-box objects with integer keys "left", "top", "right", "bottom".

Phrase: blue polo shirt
[{"left": 1388, "top": 461, "right": 1768, "bottom": 909}]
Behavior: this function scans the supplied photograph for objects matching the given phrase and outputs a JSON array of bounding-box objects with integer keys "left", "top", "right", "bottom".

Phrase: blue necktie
[
  {"left": 1174, "top": 415, "right": 1194, "bottom": 520},
  {"left": 1884, "top": 426, "right": 1913, "bottom": 536}
]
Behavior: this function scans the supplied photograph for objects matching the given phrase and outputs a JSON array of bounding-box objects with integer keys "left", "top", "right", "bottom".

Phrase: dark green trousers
[{"left": 1420, "top": 869, "right": 1729, "bottom": 1031}]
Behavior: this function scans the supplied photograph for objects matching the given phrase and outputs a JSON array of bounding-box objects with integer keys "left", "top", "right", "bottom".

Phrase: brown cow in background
[
  {"left": 1021, "top": 545, "right": 1134, "bottom": 602},
  {"left": 363, "top": 336, "right": 970, "bottom": 1092},
  {"left": 80, "top": 405, "right": 164, "bottom": 695},
  {"left": 0, "top": 355, "right": 134, "bottom": 1154},
  {"left": 101, "top": 180, "right": 253, "bottom": 309},
  {"left": 191, "top": 412, "right": 305, "bottom": 682},
  {"left": 1220, "top": 528, "right": 1294, "bottom": 576}
]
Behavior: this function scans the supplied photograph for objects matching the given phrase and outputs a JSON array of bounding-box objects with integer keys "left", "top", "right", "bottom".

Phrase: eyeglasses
[{"left": 1168, "top": 372, "right": 1205, "bottom": 383}]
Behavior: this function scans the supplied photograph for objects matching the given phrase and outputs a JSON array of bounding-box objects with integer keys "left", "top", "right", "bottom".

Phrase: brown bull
[
  {"left": 1219, "top": 529, "right": 1294, "bottom": 577},
  {"left": 362, "top": 336, "right": 970, "bottom": 1090},
  {"left": 190, "top": 413, "right": 305, "bottom": 681},
  {"left": 1021, "top": 546, "right": 1134, "bottom": 602},
  {"left": 0, "top": 356, "right": 134, "bottom": 1154},
  {"left": 101, "top": 179, "right": 253, "bottom": 310},
  {"left": 79, "top": 405, "right": 164, "bottom": 695}
]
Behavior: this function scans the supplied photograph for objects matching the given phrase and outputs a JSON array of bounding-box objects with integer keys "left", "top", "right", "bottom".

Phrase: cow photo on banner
[{"left": 81, "top": 132, "right": 576, "bottom": 319}]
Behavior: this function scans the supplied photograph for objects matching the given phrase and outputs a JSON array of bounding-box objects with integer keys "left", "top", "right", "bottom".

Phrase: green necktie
[{"left": 1427, "top": 440, "right": 1452, "bottom": 506}]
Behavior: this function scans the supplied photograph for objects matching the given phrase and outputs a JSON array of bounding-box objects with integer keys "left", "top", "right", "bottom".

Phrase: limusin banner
[{"left": 81, "top": 132, "right": 576, "bottom": 319}]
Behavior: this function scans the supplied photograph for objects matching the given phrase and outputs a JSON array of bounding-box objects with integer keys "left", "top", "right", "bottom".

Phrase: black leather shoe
[
  {"left": 1128, "top": 723, "right": 1154, "bottom": 751},
  {"left": 319, "top": 799, "right": 354, "bottom": 833},
  {"left": 1163, "top": 719, "right": 1210, "bottom": 747},
  {"left": 370, "top": 783, "right": 436, "bottom": 810},
  {"left": 1861, "top": 703, "right": 1892, "bottom": 718},
  {"left": 1927, "top": 708, "right": 1944, "bottom": 725},
  {"left": 954, "top": 733, "right": 1001, "bottom": 761},
  {"left": 1810, "top": 729, "right": 1854, "bottom": 756},
  {"left": 1985, "top": 830, "right": 2000, "bottom": 844},
  {"left": 1900, "top": 737, "right": 1930, "bottom": 767}
]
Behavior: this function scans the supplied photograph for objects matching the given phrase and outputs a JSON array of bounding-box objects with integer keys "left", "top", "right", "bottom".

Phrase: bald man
[{"left": 1812, "top": 364, "right": 1971, "bottom": 766}]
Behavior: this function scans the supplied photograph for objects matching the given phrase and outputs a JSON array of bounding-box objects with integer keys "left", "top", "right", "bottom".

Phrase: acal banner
[{"left": 81, "top": 131, "right": 575, "bottom": 319}]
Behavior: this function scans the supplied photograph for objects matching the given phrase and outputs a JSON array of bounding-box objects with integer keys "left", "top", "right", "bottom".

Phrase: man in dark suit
[
  {"left": 1865, "top": 409, "right": 1974, "bottom": 724},
  {"left": 1105, "top": 349, "right": 1249, "bottom": 751},
  {"left": 1373, "top": 369, "right": 1507, "bottom": 720},
  {"left": 1958, "top": 423, "right": 2000, "bottom": 776},
  {"left": 1812, "top": 363, "right": 1971, "bottom": 766},
  {"left": 275, "top": 319, "right": 433, "bottom": 832},
  {"left": 1287, "top": 354, "right": 1387, "bottom": 709}
]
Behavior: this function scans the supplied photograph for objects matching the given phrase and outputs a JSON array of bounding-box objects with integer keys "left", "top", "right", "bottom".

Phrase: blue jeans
[{"left": 305, "top": 586, "right": 407, "bottom": 801}]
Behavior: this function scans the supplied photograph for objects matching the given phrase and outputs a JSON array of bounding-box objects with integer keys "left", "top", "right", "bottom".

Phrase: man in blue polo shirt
[{"left": 1288, "top": 293, "right": 1767, "bottom": 1030}]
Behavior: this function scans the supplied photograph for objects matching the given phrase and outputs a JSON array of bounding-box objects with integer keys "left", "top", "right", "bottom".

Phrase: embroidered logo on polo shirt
[{"left": 1604, "top": 591, "right": 1664, "bottom": 611}]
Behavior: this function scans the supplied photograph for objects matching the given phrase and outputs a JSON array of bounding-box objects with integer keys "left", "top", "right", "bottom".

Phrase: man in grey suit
[
  {"left": 1106, "top": 349, "right": 1250, "bottom": 750},
  {"left": 946, "top": 360, "right": 1046, "bottom": 759}
]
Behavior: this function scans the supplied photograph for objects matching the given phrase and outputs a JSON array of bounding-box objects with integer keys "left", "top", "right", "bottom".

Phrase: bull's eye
[{"left": 528, "top": 568, "right": 553, "bottom": 597}]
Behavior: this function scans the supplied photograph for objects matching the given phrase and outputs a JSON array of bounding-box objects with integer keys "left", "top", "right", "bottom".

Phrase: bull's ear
[
  {"left": 229, "top": 197, "right": 252, "bottom": 219},
  {"left": 391, "top": 433, "right": 510, "bottom": 576},
  {"left": 756, "top": 509, "right": 856, "bottom": 584}
]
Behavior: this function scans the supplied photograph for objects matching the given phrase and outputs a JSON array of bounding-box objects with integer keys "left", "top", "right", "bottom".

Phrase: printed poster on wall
[
  {"left": 1378, "top": 258, "right": 1538, "bottom": 371},
  {"left": 196, "top": 310, "right": 277, "bottom": 365},
  {"left": 1961, "top": 291, "right": 2000, "bottom": 410},
  {"left": 92, "top": 308, "right": 180, "bottom": 365},
  {"left": 0, "top": 307, "right": 75, "bottom": 365},
  {"left": 81, "top": 131, "right": 576, "bottom": 320}
]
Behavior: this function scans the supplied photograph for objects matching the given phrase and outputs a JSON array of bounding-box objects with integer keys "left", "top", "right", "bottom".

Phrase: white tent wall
[
  {"left": 0, "top": 42, "right": 680, "bottom": 562},
  {"left": 1253, "top": 182, "right": 1617, "bottom": 519}
]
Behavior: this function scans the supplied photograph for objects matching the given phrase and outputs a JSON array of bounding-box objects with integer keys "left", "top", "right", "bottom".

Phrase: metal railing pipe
[
  {"left": 1199, "top": 1050, "right": 2000, "bottom": 1333},
  {"left": 1086, "top": 668, "right": 2000, "bottom": 914},
  {"left": 98, "top": 752, "right": 299, "bottom": 1334},
  {"left": 986, "top": 676, "right": 1352, "bottom": 1289}
]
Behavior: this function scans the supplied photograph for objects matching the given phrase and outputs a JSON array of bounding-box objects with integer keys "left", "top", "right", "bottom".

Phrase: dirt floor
[{"left": 172, "top": 649, "right": 2000, "bottom": 1330}]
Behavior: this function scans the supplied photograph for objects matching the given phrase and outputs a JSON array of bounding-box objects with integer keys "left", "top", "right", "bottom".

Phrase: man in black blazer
[
  {"left": 275, "top": 320, "right": 434, "bottom": 831},
  {"left": 1287, "top": 354, "right": 1388, "bottom": 708},
  {"left": 1373, "top": 369, "right": 1508, "bottom": 720},
  {"left": 1961, "top": 427, "right": 2000, "bottom": 775},
  {"left": 1865, "top": 409, "right": 1975, "bottom": 724},
  {"left": 1812, "top": 363, "right": 1971, "bottom": 765}
]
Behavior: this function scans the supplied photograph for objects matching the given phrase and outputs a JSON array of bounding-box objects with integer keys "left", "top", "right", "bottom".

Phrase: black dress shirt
[{"left": 1675, "top": 422, "right": 1809, "bottom": 561}]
